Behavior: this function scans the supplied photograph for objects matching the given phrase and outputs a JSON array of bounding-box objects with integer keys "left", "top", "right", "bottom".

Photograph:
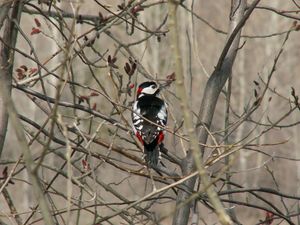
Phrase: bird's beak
[
  {"left": 155, "top": 88, "right": 160, "bottom": 95},
  {"left": 158, "top": 84, "right": 167, "bottom": 91}
]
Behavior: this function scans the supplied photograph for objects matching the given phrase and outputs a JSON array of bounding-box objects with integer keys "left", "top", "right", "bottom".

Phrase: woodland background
[{"left": 0, "top": 0, "right": 300, "bottom": 225}]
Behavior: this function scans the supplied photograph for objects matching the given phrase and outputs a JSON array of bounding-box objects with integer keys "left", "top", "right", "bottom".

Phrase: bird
[{"left": 132, "top": 81, "right": 168, "bottom": 167}]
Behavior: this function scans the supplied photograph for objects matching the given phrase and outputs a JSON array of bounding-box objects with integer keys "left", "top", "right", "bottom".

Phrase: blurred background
[{"left": 1, "top": 0, "right": 300, "bottom": 224}]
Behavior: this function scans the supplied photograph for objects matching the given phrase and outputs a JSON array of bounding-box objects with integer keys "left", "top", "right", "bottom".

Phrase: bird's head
[{"left": 136, "top": 81, "right": 160, "bottom": 98}]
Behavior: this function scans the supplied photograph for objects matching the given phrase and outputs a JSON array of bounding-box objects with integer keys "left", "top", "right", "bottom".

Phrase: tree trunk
[
  {"left": 0, "top": 1, "right": 23, "bottom": 156},
  {"left": 172, "top": 0, "right": 250, "bottom": 224}
]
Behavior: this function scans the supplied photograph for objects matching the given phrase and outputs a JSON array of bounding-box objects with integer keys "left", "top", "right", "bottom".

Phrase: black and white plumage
[{"left": 132, "top": 81, "right": 168, "bottom": 166}]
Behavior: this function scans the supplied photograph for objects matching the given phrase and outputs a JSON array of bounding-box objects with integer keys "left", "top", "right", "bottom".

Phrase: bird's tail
[{"left": 144, "top": 145, "right": 161, "bottom": 167}]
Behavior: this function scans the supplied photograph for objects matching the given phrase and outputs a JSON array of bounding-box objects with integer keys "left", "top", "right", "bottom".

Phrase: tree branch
[
  {"left": 168, "top": 0, "right": 234, "bottom": 224},
  {"left": 171, "top": 0, "right": 254, "bottom": 224},
  {"left": 0, "top": 2, "right": 55, "bottom": 223}
]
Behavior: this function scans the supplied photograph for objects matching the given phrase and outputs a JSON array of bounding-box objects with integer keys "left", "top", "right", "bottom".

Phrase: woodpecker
[{"left": 132, "top": 81, "right": 168, "bottom": 167}]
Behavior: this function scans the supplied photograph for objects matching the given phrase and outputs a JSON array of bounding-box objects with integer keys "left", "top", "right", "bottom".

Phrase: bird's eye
[{"left": 151, "top": 85, "right": 156, "bottom": 89}]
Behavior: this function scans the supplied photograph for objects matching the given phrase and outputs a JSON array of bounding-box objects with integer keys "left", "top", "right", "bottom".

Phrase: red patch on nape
[
  {"left": 157, "top": 132, "right": 164, "bottom": 144},
  {"left": 136, "top": 132, "right": 144, "bottom": 144},
  {"left": 137, "top": 87, "right": 143, "bottom": 96}
]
